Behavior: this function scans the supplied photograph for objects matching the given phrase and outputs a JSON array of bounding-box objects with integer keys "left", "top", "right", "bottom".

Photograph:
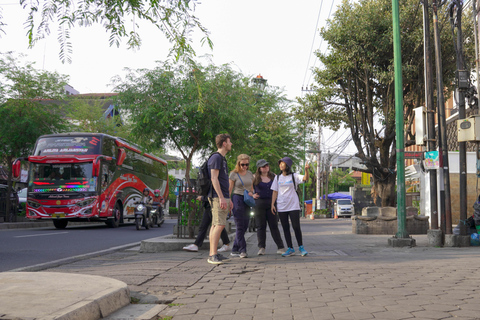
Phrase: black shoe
[{"left": 207, "top": 254, "right": 224, "bottom": 265}]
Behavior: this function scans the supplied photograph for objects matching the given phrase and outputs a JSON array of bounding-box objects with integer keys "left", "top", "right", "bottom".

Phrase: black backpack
[{"left": 197, "top": 152, "right": 220, "bottom": 197}]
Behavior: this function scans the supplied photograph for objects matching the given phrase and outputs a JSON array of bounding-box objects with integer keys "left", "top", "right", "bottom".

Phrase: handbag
[{"left": 237, "top": 173, "right": 256, "bottom": 207}]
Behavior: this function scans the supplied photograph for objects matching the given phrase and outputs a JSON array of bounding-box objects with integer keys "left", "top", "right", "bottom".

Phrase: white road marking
[{"left": 15, "top": 232, "right": 69, "bottom": 238}]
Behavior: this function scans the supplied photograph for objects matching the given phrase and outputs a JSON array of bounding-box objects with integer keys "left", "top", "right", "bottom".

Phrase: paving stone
[
  {"left": 371, "top": 310, "right": 415, "bottom": 319},
  {"left": 411, "top": 310, "right": 456, "bottom": 319},
  {"left": 21, "top": 219, "right": 480, "bottom": 320}
]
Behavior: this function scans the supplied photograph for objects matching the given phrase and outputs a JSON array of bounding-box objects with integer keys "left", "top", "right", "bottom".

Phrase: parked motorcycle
[
  {"left": 134, "top": 200, "right": 151, "bottom": 230},
  {"left": 150, "top": 201, "right": 164, "bottom": 227}
]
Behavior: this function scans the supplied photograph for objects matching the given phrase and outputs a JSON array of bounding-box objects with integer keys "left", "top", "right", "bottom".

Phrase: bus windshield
[
  {"left": 34, "top": 136, "right": 101, "bottom": 156},
  {"left": 29, "top": 163, "right": 96, "bottom": 193}
]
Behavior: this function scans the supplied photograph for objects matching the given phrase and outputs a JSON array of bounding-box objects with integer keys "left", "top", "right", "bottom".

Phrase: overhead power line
[{"left": 302, "top": 0, "right": 324, "bottom": 89}]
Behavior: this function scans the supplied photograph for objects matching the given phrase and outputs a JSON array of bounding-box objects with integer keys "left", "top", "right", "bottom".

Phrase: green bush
[
  {"left": 169, "top": 207, "right": 178, "bottom": 215},
  {"left": 314, "top": 209, "right": 330, "bottom": 215}
]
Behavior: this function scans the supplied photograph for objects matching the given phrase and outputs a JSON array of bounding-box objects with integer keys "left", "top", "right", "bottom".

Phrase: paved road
[{"left": 0, "top": 219, "right": 176, "bottom": 272}]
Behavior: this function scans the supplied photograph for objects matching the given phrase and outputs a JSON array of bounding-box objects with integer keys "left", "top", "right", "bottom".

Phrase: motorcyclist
[
  {"left": 136, "top": 188, "right": 152, "bottom": 205},
  {"left": 152, "top": 189, "right": 164, "bottom": 205}
]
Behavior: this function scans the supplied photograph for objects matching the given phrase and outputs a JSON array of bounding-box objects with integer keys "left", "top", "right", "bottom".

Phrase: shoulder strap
[
  {"left": 208, "top": 151, "right": 220, "bottom": 161},
  {"left": 237, "top": 173, "right": 245, "bottom": 186},
  {"left": 276, "top": 173, "right": 297, "bottom": 190}
]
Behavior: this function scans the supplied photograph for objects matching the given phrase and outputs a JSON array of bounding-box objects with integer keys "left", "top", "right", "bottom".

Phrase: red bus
[{"left": 12, "top": 133, "right": 169, "bottom": 229}]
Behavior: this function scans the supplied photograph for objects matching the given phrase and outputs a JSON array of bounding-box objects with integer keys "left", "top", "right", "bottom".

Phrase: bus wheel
[
  {"left": 106, "top": 204, "right": 121, "bottom": 228},
  {"left": 53, "top": 220, "right": 68, "bottom": 229}
]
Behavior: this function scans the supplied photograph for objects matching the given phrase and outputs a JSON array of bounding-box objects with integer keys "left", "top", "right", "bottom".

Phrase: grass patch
[
  {"left": 130, "top": 297, "right": 141, "bottom": 304},
  {"left": 168, "top": 303, "right": 183, "bottom": 307}
]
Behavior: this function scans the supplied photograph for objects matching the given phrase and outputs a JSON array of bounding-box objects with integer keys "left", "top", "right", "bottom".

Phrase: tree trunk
[
  {"left": 373, "top": 173, "right": 396, "bottom": 207},
  {"left": 5, "top": 158, "right": 17, "bottom": 223}
]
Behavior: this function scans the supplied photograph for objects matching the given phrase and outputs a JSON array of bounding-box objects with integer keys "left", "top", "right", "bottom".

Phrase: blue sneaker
[
  {"left": 282, "top": 247, "right": 295, "bottom": 257},
  {"left": 299, "top": 245, "right": 308, "bottom": 256}
]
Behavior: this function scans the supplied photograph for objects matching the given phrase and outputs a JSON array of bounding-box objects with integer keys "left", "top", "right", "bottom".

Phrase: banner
[
  {"left": 361, "top": 172, "right": 370, "bottom": 185},
  {"left": 424, "top": 151, "right": 439, "bottom": 169}
]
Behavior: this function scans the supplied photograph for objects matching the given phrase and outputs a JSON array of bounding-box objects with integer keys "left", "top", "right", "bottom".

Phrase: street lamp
[{"left": 251, "top": 74, "right": 267, "bottom": 96}]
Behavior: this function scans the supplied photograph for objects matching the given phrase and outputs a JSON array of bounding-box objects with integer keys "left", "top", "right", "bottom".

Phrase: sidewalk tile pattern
[{"left": 39, "top": 219, "right": 480, "bottom": 319}]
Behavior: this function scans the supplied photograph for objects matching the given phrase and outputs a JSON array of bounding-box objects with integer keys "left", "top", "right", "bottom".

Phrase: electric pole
[
  {"left": 423, "top": 0, "right": 439, "bottom": 230},
  {"left": 433, "top": 0, "right": 453, "bottom": 237},
  {"left": 450, "top": 0, "right": 468, "bottom": 237}
]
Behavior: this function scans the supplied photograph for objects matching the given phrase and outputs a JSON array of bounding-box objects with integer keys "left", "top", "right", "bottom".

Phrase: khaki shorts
[{"left": 209, "top": 197, "right": 230, "bottom": 226}]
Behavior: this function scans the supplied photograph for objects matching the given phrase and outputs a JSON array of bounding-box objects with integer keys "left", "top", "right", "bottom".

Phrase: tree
[
  {"left": 0, "top": 54, "right": 69, "bottom": 221},
  {"left": 297, "top": 0, "right": 474, "bottom": 206},
  {"left": 7, "top": 0, "right": 212, "bottom": 63},
  {"left": 113, "top": 60, "right": 305, "bottom": 180},
  {"left": 65, "top": 96, "right": 131, "bottom": 139},
  {"left": 328, "top": 168, "right": 356, "bottom": 193}
]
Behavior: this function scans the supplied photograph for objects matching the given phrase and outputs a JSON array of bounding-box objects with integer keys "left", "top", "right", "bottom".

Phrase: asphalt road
[{"left": 0, "top": 219, "right": 176, "bottom": 272}]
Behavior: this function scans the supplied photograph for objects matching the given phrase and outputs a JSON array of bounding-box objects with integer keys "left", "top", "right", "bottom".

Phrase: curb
[{"left": 0, "top": 272, "right": 130, "bottom": 320}]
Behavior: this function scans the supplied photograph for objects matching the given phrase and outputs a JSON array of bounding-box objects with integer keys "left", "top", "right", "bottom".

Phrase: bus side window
[
  {"left": 102, "top": 174, "right": 108, "bottom": 189},
  {"left": 101, "top": 164, "right": 107, "bottom": 191}
]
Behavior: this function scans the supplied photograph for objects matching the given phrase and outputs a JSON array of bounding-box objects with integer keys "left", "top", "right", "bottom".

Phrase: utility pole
[
  {"left": 475, "top": 0, "right": 480, "bottom": 112},
  {"left": 325, "top": 152, "right": 330, "bottom": 202},
  {"left": 320, "top": 157, "right": 324, "bottom": 202},
  {"left": 391, "top": 0, "right": 410, "bottom": 244},
  {"left": 450, "top": 0, "right": 468, "bottom": 237},
  {"left": 317, "top": 129, "right": 322, "bottom": 207},
  {"left": 433, "top": 0, "right": 453, "bottom": 237},
  {"left": 423, "top": 0, "right": 439, "bottom": 230}
]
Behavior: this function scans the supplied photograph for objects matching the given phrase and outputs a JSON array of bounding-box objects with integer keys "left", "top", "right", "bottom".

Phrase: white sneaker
[
  {"left": 183, "top": 244, "right": 198, "bottom": 252},
  {"left": 218, "top": 244, "right": 231, "bottom": 252},
  {"left": 277, "top": 248, "right": 286, "bottom": 255},
  {"left": 258, "top": 248, "right": 265, "bottom": 255},
  {"left": 239, "top": 252, "right": 248, "bottom": 258}
]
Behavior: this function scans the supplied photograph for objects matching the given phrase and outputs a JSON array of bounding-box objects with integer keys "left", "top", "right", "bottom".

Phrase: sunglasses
[{"left": 240, "top": 163, "right": 249, "bottom": 167}]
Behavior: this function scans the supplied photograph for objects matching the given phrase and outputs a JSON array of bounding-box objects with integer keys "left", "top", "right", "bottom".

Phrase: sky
[{"left": 0, "top": 0, "right": 356, "bottom": 156}]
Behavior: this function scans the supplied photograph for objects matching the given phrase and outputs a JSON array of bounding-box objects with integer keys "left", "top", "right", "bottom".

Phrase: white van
[{"left": 334, "top": 199, "right": 354, "bottom": 217}]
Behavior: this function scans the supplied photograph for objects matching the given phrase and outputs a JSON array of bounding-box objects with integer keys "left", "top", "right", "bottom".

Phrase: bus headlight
[
  {"left": 77, "top": 198, "right": 95, "bottom": 207},
  {"left": 28, "top": 200, "right": 41, "bottom": 209}
]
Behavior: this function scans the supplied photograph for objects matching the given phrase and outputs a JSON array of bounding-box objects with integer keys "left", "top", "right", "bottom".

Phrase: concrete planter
[
  {"left": 315, "top": 214, "right": 331, "bottom": 219},
  {"left": 173, "top": 225, "right": 200, "bottom": 237},
  {"left": 173, "top": 221, "right": 233, "bottom": 237}
]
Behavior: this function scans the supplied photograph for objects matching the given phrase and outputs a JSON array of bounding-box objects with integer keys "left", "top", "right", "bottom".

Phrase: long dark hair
[
  {"left": 253, "top": 167, "right": 275, "bottom": 185},
  {"left": 282, "top": 164, "right": 293, "bottom": 176}
]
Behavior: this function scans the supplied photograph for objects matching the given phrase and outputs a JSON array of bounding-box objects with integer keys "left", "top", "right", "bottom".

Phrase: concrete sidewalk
[{"left": 3, "top": 218, "right": 480, "bottom": 319}]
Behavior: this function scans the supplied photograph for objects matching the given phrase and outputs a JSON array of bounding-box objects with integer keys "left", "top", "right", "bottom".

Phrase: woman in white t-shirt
[{"left": 271, "top": 157, "right": 310, "bottom": 257}]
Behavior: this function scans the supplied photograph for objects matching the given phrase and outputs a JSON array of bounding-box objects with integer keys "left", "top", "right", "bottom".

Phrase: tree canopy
[
  {"left": 113, "top": 60, "right": 305, "bottom": 179},
  {"left": 0, "top": 53, "right": 69, "bottom": 220},
  {"left": 3, "top": 0, "right": 212, "bottom": 63},
  {"left": 297, "top": 0, "right": 474, "bottom": 206}
]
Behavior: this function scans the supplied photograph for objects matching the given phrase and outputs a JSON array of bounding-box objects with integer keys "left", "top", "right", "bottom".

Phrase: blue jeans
[{"left": 231, "top": 194, "right": 250, "bottom": 253}]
